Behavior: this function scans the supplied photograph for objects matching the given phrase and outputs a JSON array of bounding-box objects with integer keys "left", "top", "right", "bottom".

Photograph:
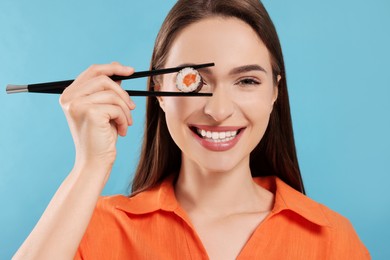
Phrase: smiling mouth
[{"left": 190, "top": 126, "right": 243, "bottom": 143}]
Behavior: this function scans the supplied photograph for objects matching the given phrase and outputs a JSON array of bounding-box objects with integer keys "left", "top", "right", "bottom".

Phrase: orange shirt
[{"left": 75, "top": 176, "right": 370, "bottom": 259}]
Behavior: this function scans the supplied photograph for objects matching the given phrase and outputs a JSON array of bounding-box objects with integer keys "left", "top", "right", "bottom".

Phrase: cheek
[
  {"left": 163, "top": 98, "right": 206, "bottom": 151},
  {"left": 235, "top": 89, "right": 275, "bottom": 115},
  {"left": 163, "top": 97, "right": 206, "bottom": 122},
  {"left": 242, "top": 101, "right": 272, "bottom": 126},
  {"left": 235, "top": 90, "right": 275, "bottom": 133}
]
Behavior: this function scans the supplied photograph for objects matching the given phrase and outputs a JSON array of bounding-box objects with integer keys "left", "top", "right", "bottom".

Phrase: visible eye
[{"left": 236, "top": 78, "right": 261, "bottom": 86}]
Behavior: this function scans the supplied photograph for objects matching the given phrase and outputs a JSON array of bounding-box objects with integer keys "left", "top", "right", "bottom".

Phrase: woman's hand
[
  {"left": 13, "top": 63, "right": 136, "bottom": 259},
  {"left": 59, "top": 62, "right": 135, "bottom": 172}
]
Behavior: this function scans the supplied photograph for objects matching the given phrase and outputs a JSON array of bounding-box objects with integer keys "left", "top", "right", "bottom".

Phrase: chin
[{"left": 193, "top": 155, "right": 247, "bottom": 174}]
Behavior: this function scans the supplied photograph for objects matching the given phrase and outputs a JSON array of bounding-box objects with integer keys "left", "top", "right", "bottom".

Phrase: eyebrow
[
  {"left": 229, "top": 64, "right": 267, "bottom": 75},
  {"left": 177, "top": 63, "right": 267, "bottom": 75}
]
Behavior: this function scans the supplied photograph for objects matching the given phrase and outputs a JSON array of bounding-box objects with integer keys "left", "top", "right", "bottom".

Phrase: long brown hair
[{"left": 131, "top": 0, "right": 305, "bottom": 194}]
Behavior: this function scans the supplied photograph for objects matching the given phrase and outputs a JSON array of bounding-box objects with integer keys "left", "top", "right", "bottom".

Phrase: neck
[{"left": 174, "top": 156, "right": 271, "bottom": 217}]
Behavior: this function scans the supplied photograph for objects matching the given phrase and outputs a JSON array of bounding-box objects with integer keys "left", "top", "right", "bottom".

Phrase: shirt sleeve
[{"left": 320, "top": 205, "right": 371, "bottom": 259}]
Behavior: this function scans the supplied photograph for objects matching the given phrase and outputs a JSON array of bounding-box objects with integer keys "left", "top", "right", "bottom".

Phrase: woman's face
[{"left": 159, "top": 17, "right": 278, "bottom": 173}]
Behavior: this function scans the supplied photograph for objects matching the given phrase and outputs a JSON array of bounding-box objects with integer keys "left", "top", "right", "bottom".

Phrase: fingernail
[
  {"left": 125, "top": 66, "right": 134, "bottom": 72},
  {"left": 128, "top": 100, "right": 136, "bottom": 109}
]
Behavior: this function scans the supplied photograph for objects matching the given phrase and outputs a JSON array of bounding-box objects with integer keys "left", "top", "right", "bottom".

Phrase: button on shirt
[{"left": 75, "top": 176, "right": 370, "bottom": 259}]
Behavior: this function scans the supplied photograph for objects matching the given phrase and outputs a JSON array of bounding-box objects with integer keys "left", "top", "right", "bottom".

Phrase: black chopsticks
[{"left": 6, "top": 62, "right": 215, "bottom": 97}]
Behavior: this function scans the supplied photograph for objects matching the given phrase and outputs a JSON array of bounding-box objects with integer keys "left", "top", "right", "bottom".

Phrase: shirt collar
[
  {"left": 115, "top": 176, "right": 330, "bottom": 227},
  {"left": 115, "top": 177, "right": 178, "bottom": 214},
  {"left": 254, "top": 177, "right": 331, "bottom": 227}
]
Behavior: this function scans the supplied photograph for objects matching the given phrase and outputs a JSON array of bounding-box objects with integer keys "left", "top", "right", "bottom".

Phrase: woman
[{"left": 14, "top": 0, "right": 369, "bottom": 259}]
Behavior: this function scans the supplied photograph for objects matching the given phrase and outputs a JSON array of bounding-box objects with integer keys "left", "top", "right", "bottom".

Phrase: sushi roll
[{"left": 176, "top": 67, "right": 202, "bottom": 92}]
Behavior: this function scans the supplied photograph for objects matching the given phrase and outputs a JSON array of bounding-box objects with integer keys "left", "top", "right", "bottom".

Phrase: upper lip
[{"left": 189, "top": 124, "right": 245, "bottom": 132}]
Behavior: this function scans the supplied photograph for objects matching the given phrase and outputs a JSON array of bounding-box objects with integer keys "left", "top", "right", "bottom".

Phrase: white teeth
[{"left": 196, "top": 128, "right": 239, "bottom": 142}]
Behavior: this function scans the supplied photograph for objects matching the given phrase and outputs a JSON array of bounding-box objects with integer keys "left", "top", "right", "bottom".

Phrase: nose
[{"left": 203, "top": 85, "right": 235, "bottom": 122}]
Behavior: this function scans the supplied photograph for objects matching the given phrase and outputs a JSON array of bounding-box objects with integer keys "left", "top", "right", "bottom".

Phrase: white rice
[{"left": 176, "top": 67, "right": 202, "bottom": 92}]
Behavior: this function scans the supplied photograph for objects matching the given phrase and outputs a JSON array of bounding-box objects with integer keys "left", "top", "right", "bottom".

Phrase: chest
[
  {"left": 84, "top": 210, "right": 329, "bottom": 260},
  {"left": 190, "top": 212, "right": 270, "bottom": 260}
]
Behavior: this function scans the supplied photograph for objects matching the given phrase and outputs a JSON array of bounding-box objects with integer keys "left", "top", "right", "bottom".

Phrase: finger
[
  {"left": 76, "top": 63, "right": 134, "bottom": 84},
  {"left": 96, "top": 104, "right": 129, "bottom": 137},
  {"left": 65, "top": 62, "right": 135, "bottom": 104},
  {"left": 82, "top": 90, "right": 133, "bottom": 126},
  {"left": 66, "top": 75, "right": 135, "bottom": 110},
  {"left": 111, "top": 62, "right": 124, "bottom": 86}
]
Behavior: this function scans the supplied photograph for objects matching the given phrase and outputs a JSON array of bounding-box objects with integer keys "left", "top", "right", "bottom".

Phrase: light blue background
[{"left": 0, "top": 0, "right": 389, "bottom": 259}]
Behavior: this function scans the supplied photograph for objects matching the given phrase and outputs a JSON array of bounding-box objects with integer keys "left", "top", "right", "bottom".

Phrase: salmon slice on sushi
[{"left": 176, "top": 67, "right": 203, "bottom": 92}]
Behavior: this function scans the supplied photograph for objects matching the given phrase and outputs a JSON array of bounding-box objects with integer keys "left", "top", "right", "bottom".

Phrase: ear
[
  {"left": 154, "top": 84, "right": 166, "bottom": 112},
  {"left": 272, "top": 75, "right": 281, "bottom": 105}
]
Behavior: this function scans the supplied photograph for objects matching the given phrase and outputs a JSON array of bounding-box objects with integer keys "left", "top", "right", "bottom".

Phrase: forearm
[
  {"left": 14, "top": 63, "right": 134, "bottom": 260},
  {"left": 13, "top": 163, "right": 111, "bottom": 260}
]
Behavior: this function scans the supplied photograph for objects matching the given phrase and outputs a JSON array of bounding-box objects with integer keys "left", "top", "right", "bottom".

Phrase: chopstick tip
[{"left": 6, "top": 84, "right": 28, "bottom": 94}]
